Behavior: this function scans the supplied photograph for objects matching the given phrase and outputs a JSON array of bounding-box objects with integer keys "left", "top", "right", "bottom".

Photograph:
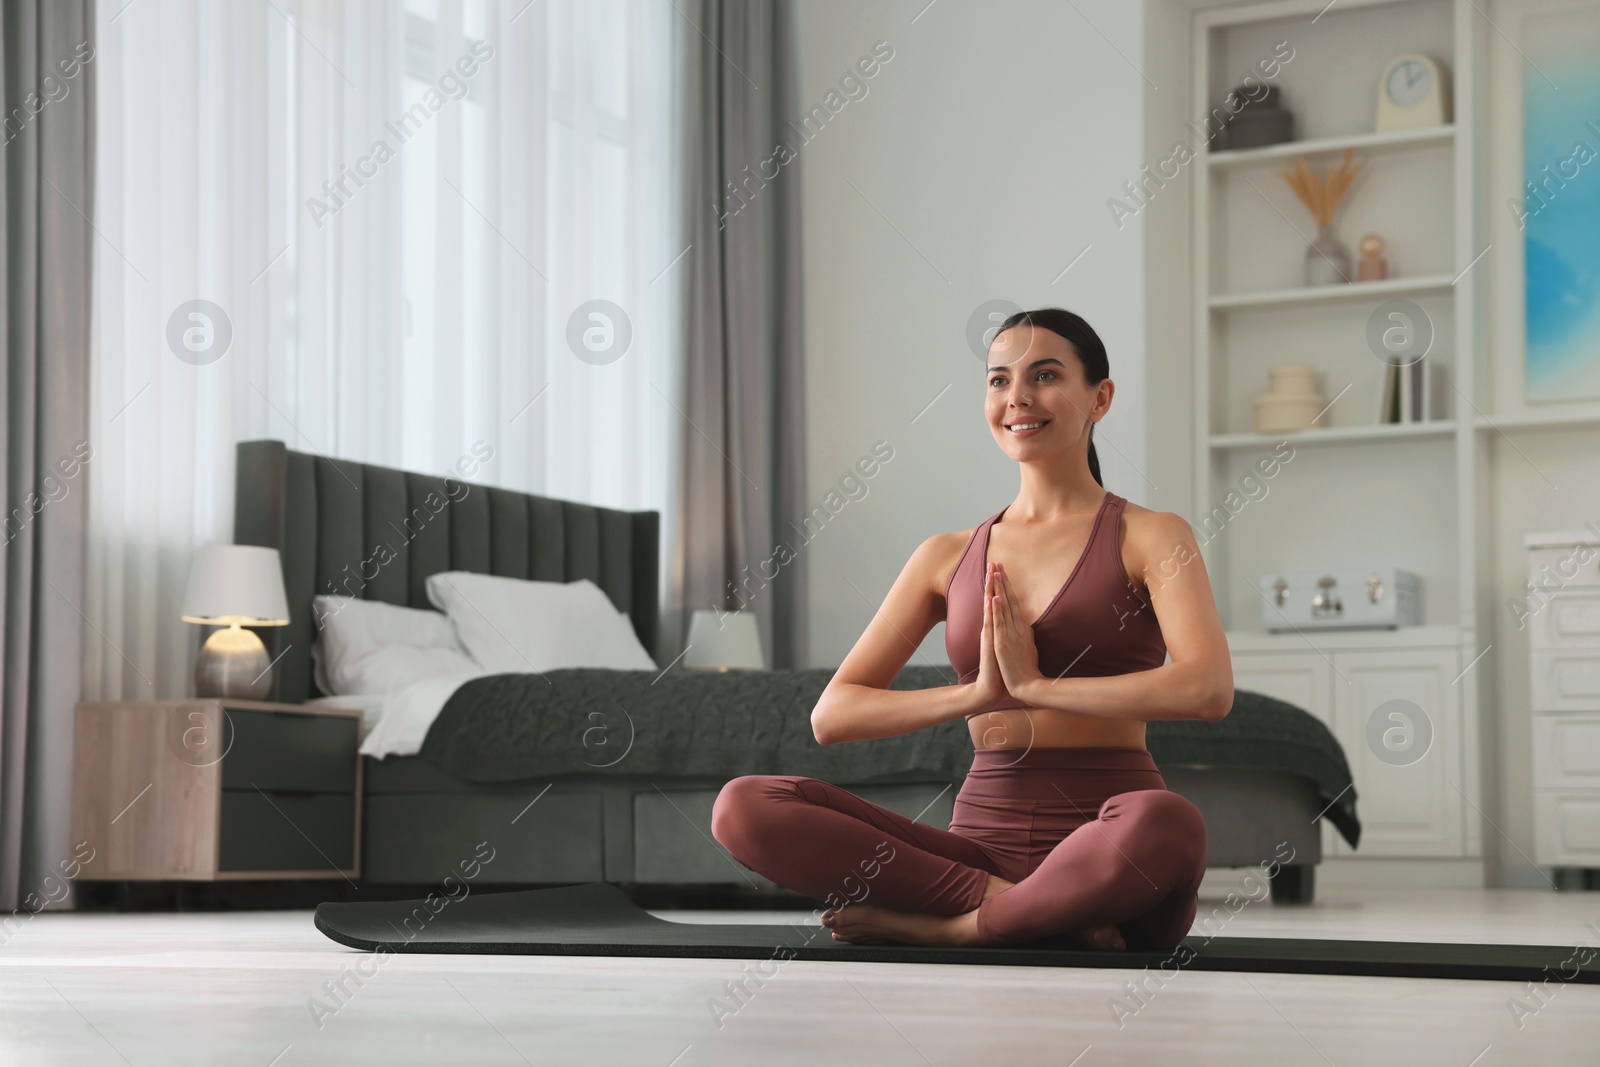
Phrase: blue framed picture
[{"left": 1522, "top": 8, "right": 1600, "bottom": 403}]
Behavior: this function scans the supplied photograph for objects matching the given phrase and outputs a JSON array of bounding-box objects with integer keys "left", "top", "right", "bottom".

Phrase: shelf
[
  {"left": 1473, "top": 409, "right": 1600, "bottom": 432},
  {"left": 1207, "top": 125, "right": 1456, "bottom": 172},
  {"left": 1211, "top": 419, "right": 1457, "bottom": 450},
  {"left": 1209, "top": 273, "right": 1456, "bottom": 312},
  {"left": 1227, "top": 623, "right": 1464, "bottom": 652}
]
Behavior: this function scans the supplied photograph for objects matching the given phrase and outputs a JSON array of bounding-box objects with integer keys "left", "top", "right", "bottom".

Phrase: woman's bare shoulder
[
  {"left": 1119, "top": 501, "right": 1201, "bottom": 582},
  {"left": 1126, "top": 495, "right": 1190, "bottom": 524},
  {"left": 920, "top": 526, "right": 982, "bottom": 603},
  {"left": 1122, "top": 500, "right": 1195, "bottom": 536}
]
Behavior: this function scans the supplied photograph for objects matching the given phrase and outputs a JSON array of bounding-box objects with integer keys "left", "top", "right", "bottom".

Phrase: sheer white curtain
[{"left": 88, "top": 0, "right": 684, "bottom": 699}]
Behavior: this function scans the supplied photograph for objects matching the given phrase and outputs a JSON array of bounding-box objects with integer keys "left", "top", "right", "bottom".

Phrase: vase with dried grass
[{"left": 1279, "top": 148, "right": 1362, "bottom": 286}]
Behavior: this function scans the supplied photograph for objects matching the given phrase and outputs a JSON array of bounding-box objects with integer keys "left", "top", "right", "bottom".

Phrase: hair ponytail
[{"left": 993, "top": 307, "right": 1109, "bottom": 489}]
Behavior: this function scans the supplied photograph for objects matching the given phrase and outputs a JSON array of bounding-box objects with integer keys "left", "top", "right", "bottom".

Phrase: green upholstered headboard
[{"left": 231, "top": 440, "right": 661, "bottom": 704}]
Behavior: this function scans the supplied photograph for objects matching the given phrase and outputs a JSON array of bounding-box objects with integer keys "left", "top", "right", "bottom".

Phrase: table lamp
[
  {"left": 181, "top": 544, "right": 291, "bottom": 699},
  {"left": 681, "top": 609, "right": 765, "bottom": 670}
]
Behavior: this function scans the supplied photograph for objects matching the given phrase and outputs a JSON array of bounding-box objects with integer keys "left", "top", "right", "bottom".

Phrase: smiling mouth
[{"left": 1006, "top": 419, "right": 1051, "bottom": 434}]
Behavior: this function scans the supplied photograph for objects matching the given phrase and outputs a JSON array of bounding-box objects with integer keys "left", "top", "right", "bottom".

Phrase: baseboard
[
  {"left": 1496, "top": 862, "right": 1560, "bottom": 890},
  {"left": 1198, "top": 857, "right": 1487, "bottom": 895},
  {"left": 1312, "top": 858, "right": 1484, "bottom": 889},
  {"left": 1196, "top": 865, "right": 1289, "bottom": 900}
]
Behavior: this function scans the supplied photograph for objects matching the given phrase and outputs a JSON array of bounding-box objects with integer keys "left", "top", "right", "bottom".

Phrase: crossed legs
[
  {"left": 710, "top": 774, "right": 998, "bottom": 917},
  {"left": 710, "top": 774, "right": 1206, "bottom": 950},
  {"left": 975, "top": 788, "right": 1207, "bottom": 949}
]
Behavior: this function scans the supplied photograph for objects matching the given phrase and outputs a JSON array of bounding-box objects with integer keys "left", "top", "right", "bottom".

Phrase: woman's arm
[
  {"left": 811, "top": 534, "right": 991, "bottom": 745},
  {"left": 1004, "top": 511, "right": 1233, "bottom": 722}
]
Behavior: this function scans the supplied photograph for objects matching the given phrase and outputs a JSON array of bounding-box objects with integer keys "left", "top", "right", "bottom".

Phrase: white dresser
[{"left": 1526, "top": 529, "right": 1600, "bottom": 886}]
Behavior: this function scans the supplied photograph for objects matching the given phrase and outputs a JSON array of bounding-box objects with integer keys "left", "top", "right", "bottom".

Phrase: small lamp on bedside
[
  {"left": 181, "top": 545, "right": 291, "bottom": 699},
  {"left": 682, "top": 609, "right": 765, "bottom": 670}
]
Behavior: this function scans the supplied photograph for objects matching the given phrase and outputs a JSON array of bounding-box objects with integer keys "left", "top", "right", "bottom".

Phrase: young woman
[{"left": 710, "top": 307, "right": 1233, "bottom": 950}]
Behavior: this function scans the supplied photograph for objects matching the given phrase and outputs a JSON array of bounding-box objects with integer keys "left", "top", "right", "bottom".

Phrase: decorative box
[{"left": 1259, "top": 567, "right": 1422, "bottom": 632}]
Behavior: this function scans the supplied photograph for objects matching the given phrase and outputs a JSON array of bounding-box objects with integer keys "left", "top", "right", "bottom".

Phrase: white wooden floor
[{"left": 3, "top": 885, "right": 1599, "bottom": 1066}]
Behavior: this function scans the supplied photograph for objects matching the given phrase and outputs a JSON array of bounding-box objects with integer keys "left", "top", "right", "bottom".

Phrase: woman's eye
[{"left": 990, "top": 371, "right": 1058, "bottom": 387}]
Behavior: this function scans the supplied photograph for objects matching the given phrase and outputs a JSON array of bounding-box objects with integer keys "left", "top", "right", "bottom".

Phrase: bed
[{"left": 234, "top": 440, "right": 1359, "bottom": 904}]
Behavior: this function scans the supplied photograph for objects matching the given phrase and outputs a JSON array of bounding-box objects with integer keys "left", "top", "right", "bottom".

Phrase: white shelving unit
[{"left": 1189, "top": 0, "right": 1492, "bottom": 879}]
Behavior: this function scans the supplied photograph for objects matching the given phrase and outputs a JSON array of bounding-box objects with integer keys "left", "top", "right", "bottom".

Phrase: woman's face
[{"left": 984, "top": 323, "right": 1110, "bottom": 458}]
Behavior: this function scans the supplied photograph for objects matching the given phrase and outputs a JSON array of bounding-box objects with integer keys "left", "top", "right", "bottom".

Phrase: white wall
[
  {"left": 1142, "top": 0, "right": 1195, "bottom": 517},
  {"left": 791, "top": 0, "right": 1150, "bottom": 670}
]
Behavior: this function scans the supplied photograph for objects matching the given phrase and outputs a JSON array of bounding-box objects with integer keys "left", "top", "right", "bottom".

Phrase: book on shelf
[
  {"left": 1380, "top": 358, "right": 1399, "bottom": 423},
  {"left": 1378, "top": 354, "right": 1443, "bottom": 424}
]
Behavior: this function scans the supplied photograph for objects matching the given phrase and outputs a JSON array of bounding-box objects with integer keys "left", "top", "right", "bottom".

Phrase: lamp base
[{"left": 195, "top": 624, "right": 273, "bottom": 700}]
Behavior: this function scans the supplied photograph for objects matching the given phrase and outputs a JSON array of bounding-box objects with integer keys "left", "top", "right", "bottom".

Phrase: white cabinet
[
  {"left": 1527, "top": 531, "right": 1600, "bottom": 870},
  {"left": 1329, "top": 648, "right": 1462, "bottom": 857},
  {"left": 1232, "top": 632, "right": 1466, "bottom": 859}
]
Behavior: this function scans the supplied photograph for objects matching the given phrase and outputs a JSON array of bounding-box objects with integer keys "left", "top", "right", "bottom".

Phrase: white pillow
[
  {"left": 424, "top": 570, "right": 657, "bottom": 674},
  {"left": 311, "top": 595, "right": 483, "bottom": 696}
]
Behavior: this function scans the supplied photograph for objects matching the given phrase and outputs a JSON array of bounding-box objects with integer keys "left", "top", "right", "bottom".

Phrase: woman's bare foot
[
  {"left": 821, "top": 902, "right": 980, "bottom": 946},
  {"left": 1071, "top": 923, "right": 1127, "bottom": 951},
  {"left": 817, "top": 871, "right": 1126, "bottom": 950},
  {"left": 818, "top": 873, "right": 1008, "bottom": 946}
]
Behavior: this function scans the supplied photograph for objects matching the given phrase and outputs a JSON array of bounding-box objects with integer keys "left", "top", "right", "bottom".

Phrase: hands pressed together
[{"left": 970, "top": 561, "right": 1046, "bottom": 712}]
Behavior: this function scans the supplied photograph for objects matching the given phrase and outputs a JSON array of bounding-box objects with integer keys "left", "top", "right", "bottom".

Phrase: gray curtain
[
  {"left": 1, "top": 0, "right": 94, "bottom": 912},
  {"left": 671, "top": 0, "right": 809, "bottom": 670}
]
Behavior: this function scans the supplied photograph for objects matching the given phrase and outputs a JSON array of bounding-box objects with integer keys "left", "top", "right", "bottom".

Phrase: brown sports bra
[{"left": 944, "top": 490, "right": 1167, "bottom": 712}]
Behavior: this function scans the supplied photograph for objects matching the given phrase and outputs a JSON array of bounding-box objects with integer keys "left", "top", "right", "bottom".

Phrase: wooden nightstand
[{"left": 71, "top": 699, "right": 363, "bottom": 881}]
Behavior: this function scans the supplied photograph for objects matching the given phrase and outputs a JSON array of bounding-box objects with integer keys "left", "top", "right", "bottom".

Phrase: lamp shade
[
  {"left": 682, "top": 609, "right": 764, "bottom": 669},
  {"left": 180, "top": 545, "right": 291, "bottom": 626}
]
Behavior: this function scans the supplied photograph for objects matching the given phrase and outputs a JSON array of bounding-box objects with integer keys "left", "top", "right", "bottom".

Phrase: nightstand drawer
[
  {"left": 1533, "top": 791, "right": 1600, "bottom": 866},
  {"left": 218, "top": 789, "right": 355, "bottom": 871},
  {"left": 221, "top": 709, "right": 358, "bottom": 793},
  {"left": 1527, "top": 589, "right": 1600, "bottom": 650},
  {"left": 1528, "top": 545, "right": 1600, "bottom": 591},
  {"left": 1530, "top": 650, "right": 1600, "bottom": 713},
  {"left": 1532, "top": 715, "right": 1600, "bottom": 787}
]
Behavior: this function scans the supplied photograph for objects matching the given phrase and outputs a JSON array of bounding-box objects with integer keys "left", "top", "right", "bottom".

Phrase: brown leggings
[{"left": 709, "top": 746, "right": 1207, "bottom": 949}]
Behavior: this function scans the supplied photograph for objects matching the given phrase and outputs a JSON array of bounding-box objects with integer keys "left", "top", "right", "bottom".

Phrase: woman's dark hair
[{"left": 990, "top": 307, "right": 1109, "bottom": 488}]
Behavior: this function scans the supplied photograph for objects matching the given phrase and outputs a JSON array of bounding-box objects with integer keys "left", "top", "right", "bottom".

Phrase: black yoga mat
[{"left": 314, "top": 882, "right": 1600, "bottom": 985}]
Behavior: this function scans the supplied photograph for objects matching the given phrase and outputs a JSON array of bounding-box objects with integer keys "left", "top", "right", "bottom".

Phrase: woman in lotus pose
[{"left": 710, "top": 307, "right": 1233, "bottom": 949}]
